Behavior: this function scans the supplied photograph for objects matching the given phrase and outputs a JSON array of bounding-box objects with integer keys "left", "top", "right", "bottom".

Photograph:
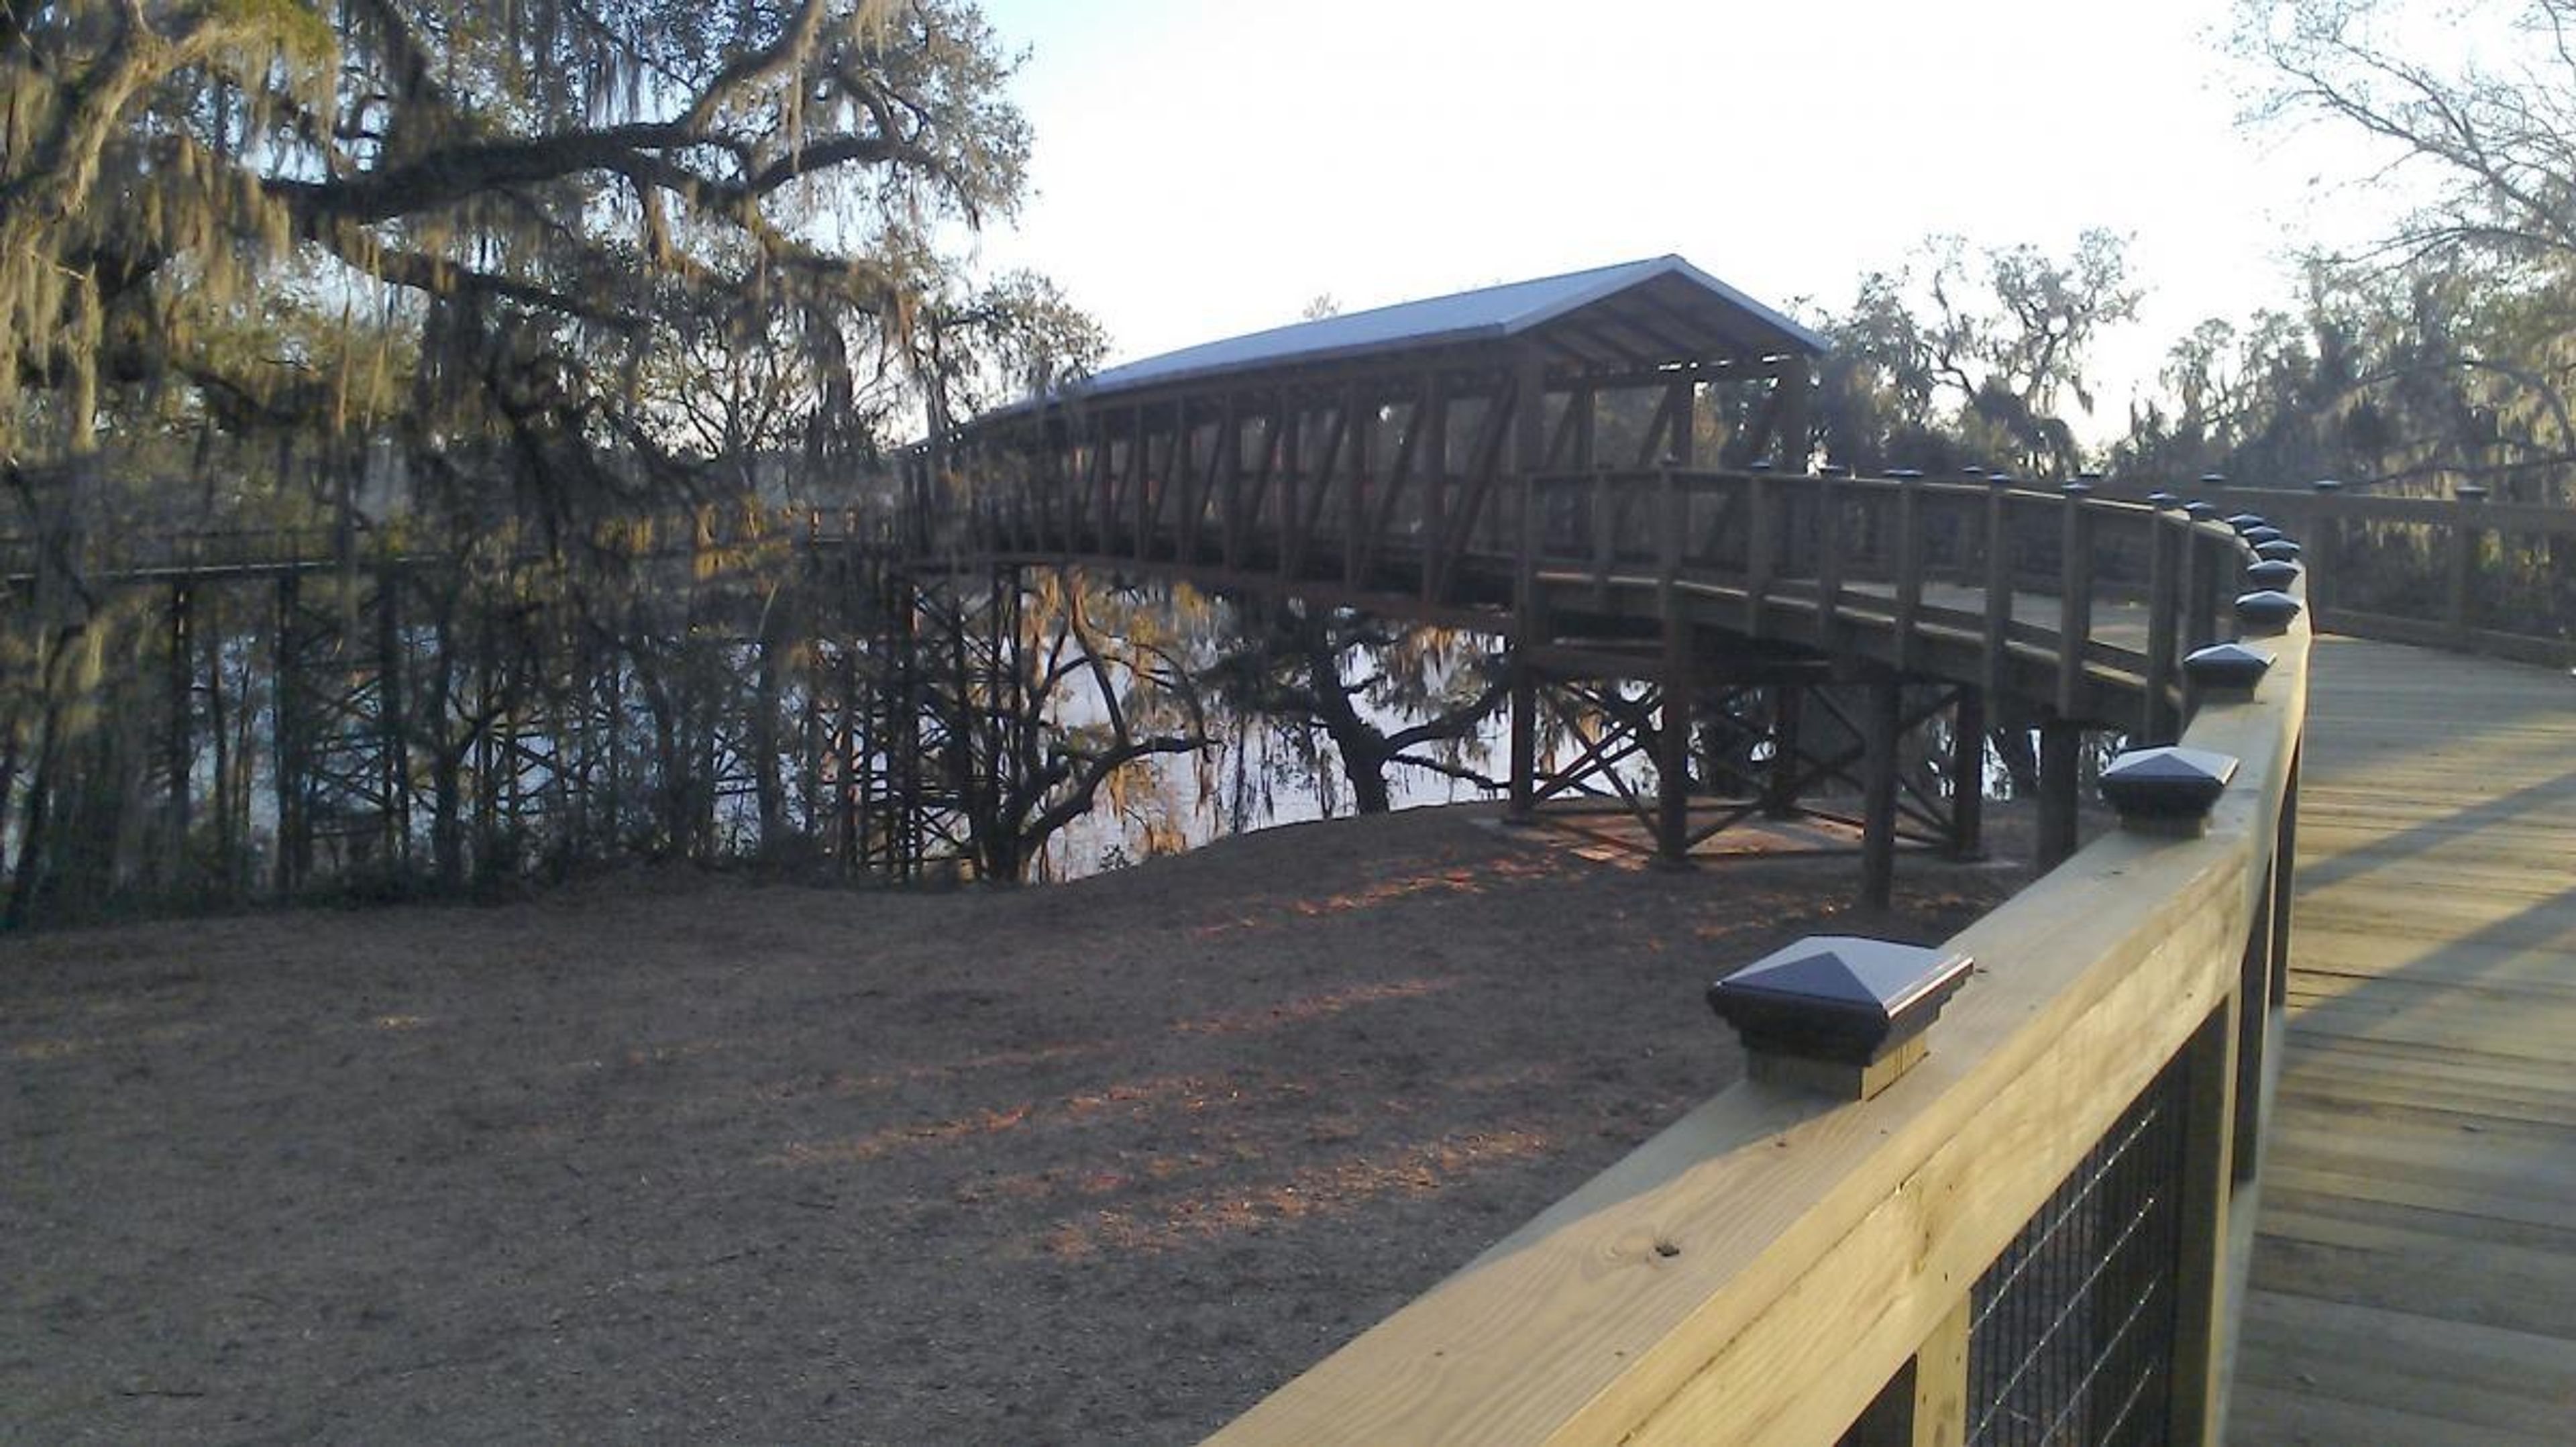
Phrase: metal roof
[{"left": 1013, "top": 255, "right": 1827, "bottom": 414}]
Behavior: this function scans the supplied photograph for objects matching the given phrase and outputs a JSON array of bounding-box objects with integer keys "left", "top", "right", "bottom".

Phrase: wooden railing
[
  {"left": 2091, "top": 478, "right": 2575, "bottom": 668},
  {"left": 1138, "top": 482, "right": 2308, "bottom": 1446},
  {"left": 931, "top": 457, "right": 2311, "bottom": 1442},
  {"left": 962, "top": 466, "right": 2257, "bottom": 734},
  {"left": 4, "top": 465, "right": 2320, "bottom": 1438},
  {"left": 952, "top": 453, "right": 2565, "bottom": 667}
]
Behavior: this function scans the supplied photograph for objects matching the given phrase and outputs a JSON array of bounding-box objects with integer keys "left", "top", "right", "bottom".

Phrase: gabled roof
[{"left": 1020, "top": 255, "right": 1827, "bottom": 413}]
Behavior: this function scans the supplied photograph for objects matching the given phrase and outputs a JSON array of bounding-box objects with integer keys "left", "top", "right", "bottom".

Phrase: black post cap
[
  {"left": 1748, "top": 461, "right": 1774, "bottom": 472},
  {"left": 2226, "top": 513, "right": 2269, "bottom": 534},
  {"left": 2100, "top": 745, "right": 2241, "bottom": 835},
  {"left": 2184, "top": 640, "right": 2275, "bottom": 696},
  {"left": 2200, "top": 472, "right": 2231, "bottom": 485},
  {"left": 2076, "top": 470, "right": 2106, "bottom": 482},
  {"left": 2253, "top": 538, "right": 2302, "bottom": 561},
  {"left": 1960, "top": 466, "right": 1988, "bottom": 477},
  {"left": 2061, "top": 480, "right": 2094, "bottom": 498},
  {"left": 2457, "top": 484, "right": 2488, "bottom": 501},
  {"left": 2185, "top": 501, "right": 2218, "bottom": 521},
  {"left": 1987, "top": 472, "right": 2018, "bottom": 486},
  {"left": 1707, "top": 936, "right": 1974, "bottom": 1100},
  {"left": 2246, "top": 558, "right": 2302, "bottom": 591},
  {"left": 1887, "top": 467, "right": 1924, "bottom": 480},
  {"left": 2235, "top": 589, "right": 2304, "bottom": 634},
  {"left": 2310, "top": 478, "right": 2344, "bottom": 492},
  {"left": 2147, "top": 491, "right": 2180, "bottom": 508},
  {"left": 2243, "top": 524, "right": 2288, "bottom": 547}
]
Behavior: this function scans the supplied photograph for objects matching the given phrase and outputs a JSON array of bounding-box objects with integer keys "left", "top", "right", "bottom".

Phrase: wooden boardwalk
[{"left": 2228, "top": 635, "right": 2576, "bottom": 1444}]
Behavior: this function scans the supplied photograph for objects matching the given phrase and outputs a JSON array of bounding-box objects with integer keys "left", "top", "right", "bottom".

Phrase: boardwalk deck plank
[{"left": 2226, "top": 635, "right": 2576, "bottom": 1442}]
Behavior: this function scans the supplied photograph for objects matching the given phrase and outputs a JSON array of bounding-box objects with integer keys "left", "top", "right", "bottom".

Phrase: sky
[{"left": 960, "top": 0, "right": 2404, "bottom": 441}]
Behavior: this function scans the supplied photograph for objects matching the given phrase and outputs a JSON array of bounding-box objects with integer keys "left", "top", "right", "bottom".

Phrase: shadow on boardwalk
[{"left": 2231, "top": 637, "right": 2576, "bottom": 1445}]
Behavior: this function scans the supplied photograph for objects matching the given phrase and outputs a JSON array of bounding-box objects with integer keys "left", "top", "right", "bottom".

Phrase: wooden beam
[
  {"left": 1657, "top": 623, "right": 1695, "bottom": 866},
  {"left": 2038, "top": 718, "right": 2082, "bottom": 872},
  {"left": 2167, "top": 999, "right": 2243, "bottom": 1445},
  {"left": 1860, "top": 669, "right": 1901, "bottom": 909},
  {"left": 1949, "top": 686, "right": 1986, "bottom": 861},
  {"left": 2056, "top": 494, "right": 2094, "bottom": 718}
]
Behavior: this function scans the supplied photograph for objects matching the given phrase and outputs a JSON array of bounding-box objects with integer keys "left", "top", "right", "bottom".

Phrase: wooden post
[
  {"left": 1764, "top": 683, "right": 1804, "bottom": 820},
  {"left": 1894, "top": 474, "right": 1924, "bottom": 671},
  {"left": 1860, "top": 670, "right": 1901, "bottom": 910},
  {"left": 1219, "top": 400, "right": 1244, "bottom": 568},
  {"left": 1587, "top": 470, "right": 1616, "bottom": 603},
  {"left": 2234, "top": 857, "right": 2275, "bottom": 1185},
  {"left": 1277, "top": 400, "right": 1305, "bottom": 580},
  {"left": 1948, "top": 686, "right": 1985, "bottom": 861},
  {"left": 2056, "top": 491, "right": 2093, "bottom": 719},
  {"left": 1345, "top": 380, "right": 1372, "bottom": 584},
  {"left": 2448, "top": 486, "right": 2485, "bottom": 648},
  {"left": 1130, "top": 405, "right": 1153, "bottom": 564},
  {"left": 2037, "top": 718, "right": 2082, "bottom": 873},
  {"left": 2166, "top": 1000, "right": 2244, "bottom": 1446},
  {"left": 1507, "top": 350, "right": 1547, "bottom": 826},
  {"left": 1085, "top": 415, "right": 1108, "bottom": 553},
  {"left": 1657, "top": 470, "right": 1682, "bottom": 604},
  {"left": 1420, "top": 376, "right": 1449, "bottom": 602},
  {"left": 2143, "top": 508, "right": 2180, "bottom": 743},
  {"left": 1913, "top": 1296, "right": 1972, "bottom": 1447},
  {"left": 2184, "top": 526, "right": 2219, "bottom": 657},
  {"left": 1817, "top": 470, "right": 1845, "bottom": 645},
  {"left": 1656, "top": 624, "right": 1695, "bottom": 867},
  {"left": 1151, "top": 402, "right": 1185, "bottom": 561},
  {"left": 2306, "top": 482, "right": 2341, "bottom": 616},
  {"left": 1507, "top": 657, "right": 1538, "bottom": 825},
  {"left": 1980, "top": 481, "right": 2011, "bottom": 703},
  {"left": 1744, "top": 472, "right": 1774, "bottom": 637}
]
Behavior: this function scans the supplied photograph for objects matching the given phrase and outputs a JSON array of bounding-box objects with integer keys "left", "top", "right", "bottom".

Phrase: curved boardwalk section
[{"left": 2228, "top": 637, "right": 2576, "bottom": 1444}]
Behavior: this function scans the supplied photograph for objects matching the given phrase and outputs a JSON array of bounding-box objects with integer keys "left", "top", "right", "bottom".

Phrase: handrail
[
  {"left": 6, "top": 472, "right": 2555, "bottom": 668},
  {"left": 1155, "top": 480, "right": 2308, "bottom": 1445},
  {"left": 955, "top": 465, "right": 2254, "bottom": 735},
  {"left": 2086, "top": 478, "right": 2575, "bottom": 668}
]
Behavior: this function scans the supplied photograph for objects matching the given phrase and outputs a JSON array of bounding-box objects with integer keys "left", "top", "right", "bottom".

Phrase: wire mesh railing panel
[{"left": 1966, "top": 1049, "right": 2190, "bottom": 1447}]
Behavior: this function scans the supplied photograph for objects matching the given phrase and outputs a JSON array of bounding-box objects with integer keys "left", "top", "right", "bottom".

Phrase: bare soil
[{"left": 2, "top": 804, "right": 2031, "bottom": 1446}]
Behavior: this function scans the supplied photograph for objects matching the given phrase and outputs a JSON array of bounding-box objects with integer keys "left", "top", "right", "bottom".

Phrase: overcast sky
[{"left": 965, "top": 0, "right": 2394, "bottom": 435}]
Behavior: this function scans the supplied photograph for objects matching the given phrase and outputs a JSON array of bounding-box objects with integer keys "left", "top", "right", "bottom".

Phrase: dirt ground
[{"left": 1, "top": 804, "right": 2034, "bottom": 1446}]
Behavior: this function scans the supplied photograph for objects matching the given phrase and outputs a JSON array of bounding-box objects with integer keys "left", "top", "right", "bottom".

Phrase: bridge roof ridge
[{"left": 985, "top": 254, "right": 1827, "bottom": 421}]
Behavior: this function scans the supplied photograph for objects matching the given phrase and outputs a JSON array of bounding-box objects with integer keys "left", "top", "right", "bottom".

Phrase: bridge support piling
[
  {"left": 1763, "top": 683, "right": 1805, "bottom": 820},
  {"left": 1505, "top": 653, "right": 1538, "bottom": 825},
  {"left": 1654, "top": 625, "right": 1695, "bottom": 867},
  {"left": 2037, "top": 718, "right": 2083, "bottom": 872},
  {"left": 1948, "top": 686, "right": 1986, "bottom": 860},
  {"left": 2168, "top": 995, "right": 2245, "bottom": 1442},
  {"left": 1860, "top": 670, "right": 1901, "bottom": 910}
]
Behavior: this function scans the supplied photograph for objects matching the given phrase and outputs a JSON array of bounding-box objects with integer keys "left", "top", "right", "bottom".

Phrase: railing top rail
[{"left": 1205, "top": 542, "right": 2313, "bottom": 1447}]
